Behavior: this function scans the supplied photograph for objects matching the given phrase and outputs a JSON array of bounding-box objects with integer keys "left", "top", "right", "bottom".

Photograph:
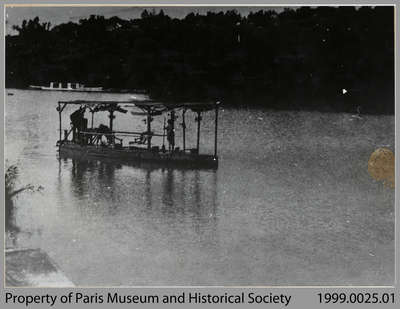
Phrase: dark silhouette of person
[
  {"left": 70, "top": 106, "right": 87, "bottom": 143},
  {"left": 97, "top": 124, "right": 112, "bottom": 145},
  {"left": 166, "top": 119, "right": 175, "bottom": 151}
]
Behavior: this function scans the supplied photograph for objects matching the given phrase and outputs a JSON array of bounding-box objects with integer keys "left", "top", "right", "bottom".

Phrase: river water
[{"left": 5, "top": 89, "right": 394, "bottom": 286}]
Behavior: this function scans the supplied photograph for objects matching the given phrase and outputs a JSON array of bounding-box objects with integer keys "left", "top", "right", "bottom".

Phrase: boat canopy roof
[{"left": 58, "top": 99, "right": 219, "bottom": 113}]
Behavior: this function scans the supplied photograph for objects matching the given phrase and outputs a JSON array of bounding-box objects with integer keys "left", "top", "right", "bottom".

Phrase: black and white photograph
[{"left": 4, "top": 4, "right": 395, "bottom": 287}]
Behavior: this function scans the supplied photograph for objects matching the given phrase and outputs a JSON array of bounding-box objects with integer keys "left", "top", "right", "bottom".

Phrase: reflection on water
[
  {"left": 5, "top": 89, "right": 395, "bottom": 285},
  {"left": 65, "top": 157, "right": 218, "bottom": 231},
  {"left": 48, "top": 153, "right": 220, "bottom": 285}
]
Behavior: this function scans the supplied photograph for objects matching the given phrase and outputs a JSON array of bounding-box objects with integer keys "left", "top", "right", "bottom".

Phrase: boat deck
[{"left": 59, "top": 142, "right": 218, "bottom": 169}]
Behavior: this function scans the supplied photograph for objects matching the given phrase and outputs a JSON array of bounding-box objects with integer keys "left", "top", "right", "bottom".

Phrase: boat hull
[{"left": 59, "top": 143, "right": 218, "bottom": 169}]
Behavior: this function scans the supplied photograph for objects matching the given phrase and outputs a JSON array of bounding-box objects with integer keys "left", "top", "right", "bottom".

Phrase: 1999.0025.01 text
[{"left": 318, "top": 292, "right": 395, "bottom": 304}]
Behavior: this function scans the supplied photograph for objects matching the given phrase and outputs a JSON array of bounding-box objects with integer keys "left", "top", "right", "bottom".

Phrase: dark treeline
[{"left": 6, "top": 7, "right": 394, "bottom": 113}]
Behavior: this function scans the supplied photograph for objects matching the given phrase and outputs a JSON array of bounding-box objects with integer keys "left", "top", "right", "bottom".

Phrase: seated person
[
  {"left": 88, "top": 124, "right": 112, "bottom": 145},
  {"left": 134, "top": 132, "right": 148, "bottom": 144}
]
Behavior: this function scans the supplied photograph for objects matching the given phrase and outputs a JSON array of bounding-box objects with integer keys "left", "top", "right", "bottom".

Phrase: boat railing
[
  {"left": 57, "top": 127, "right": 74, "bottom": 146},
  {"left": 79, "top": 130, "right": 165, "bottom": 147},
  {"left": 80, "top": 130, "right": 166, "bottom": 138},
  {"left": 78, "top": 131, "right": 200, "bottom": 154}
]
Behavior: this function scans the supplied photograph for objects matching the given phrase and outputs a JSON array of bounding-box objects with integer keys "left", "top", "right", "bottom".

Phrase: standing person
[
  {"left": 70, "top": 106, "right": 86, "bottom": 142},
  {"left": 166, "top": 119, "right": 175, "bottom": 151}
]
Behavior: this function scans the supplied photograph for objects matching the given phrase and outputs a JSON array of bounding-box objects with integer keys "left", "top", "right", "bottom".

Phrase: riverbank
[{"left": 6, "top": 248, "right": 74, "bottom": 287}]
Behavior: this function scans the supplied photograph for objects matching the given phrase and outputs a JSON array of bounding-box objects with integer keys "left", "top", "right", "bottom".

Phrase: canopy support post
[
  {"left": 56, "top": 101, "right": 67, "bottom": 147},
  {"left": 57, "top": 102, "right": 67, "bottom": 146},
  {"left": 162, "top": 117, "right": 166, "bottom": 148},
  {"left": 109, "top": 110, "right": 114, "bottom": 131},
  {"left": 214, "top": 103, "right": 219, "bottom": 158},
  {"left": 109, "top": 109, "right": 115, "bottom": 145},
  {"left": 91, "top": 110, "right": 94, "bottom": 129},
  {"left": 170, "top": 110, "right": 175, "bottom": 151},
  {"left": 147, "top": 108, "right": 152, "bottom": 150},
  {"left": 196, "top": 111, "right": 201, "bottom": 154},
  {"left": 58, "top": 102, "right": 62, "bottom": 144},
  {"left": 182, "top": 109, "right": 186, "bottom": 151}
]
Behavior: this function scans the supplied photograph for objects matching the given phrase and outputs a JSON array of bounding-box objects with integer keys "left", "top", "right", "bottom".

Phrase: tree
[{"left": 5, "top": 163, "right": 43, "bottom": 233}]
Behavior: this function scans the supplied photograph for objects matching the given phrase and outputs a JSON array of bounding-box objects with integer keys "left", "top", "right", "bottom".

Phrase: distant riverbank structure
[{"left": 29, "top": 82, "right": 103, "bottom": 92}]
